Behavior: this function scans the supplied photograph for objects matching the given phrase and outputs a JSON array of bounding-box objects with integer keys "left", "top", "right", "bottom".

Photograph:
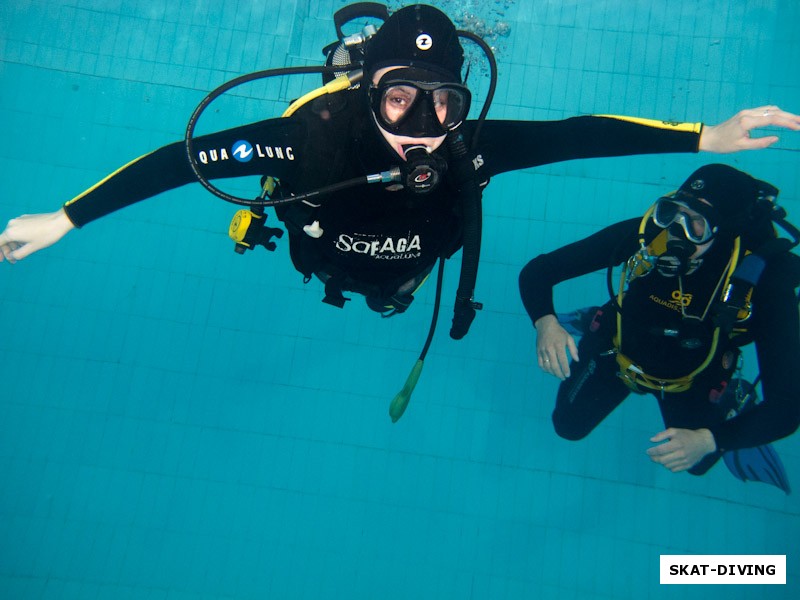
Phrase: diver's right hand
[
  {"left": 0, "top": 208, "right": 75, "bottom": 263},
  {"left": 534, "top": 314, "right": 579, "bottom": 380}
]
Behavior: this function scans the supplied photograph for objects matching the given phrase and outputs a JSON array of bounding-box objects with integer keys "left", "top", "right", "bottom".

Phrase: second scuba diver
[
  {"left": 519, "top": 164, "right": 800, "bottom": 492},
  {"left": 2, "top": 4, "right": 800, "bottom": 339}
]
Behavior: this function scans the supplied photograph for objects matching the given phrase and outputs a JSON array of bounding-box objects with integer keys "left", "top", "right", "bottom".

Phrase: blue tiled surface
[{"left": 1, "top": 1, "right": 799, "bottom": 598}]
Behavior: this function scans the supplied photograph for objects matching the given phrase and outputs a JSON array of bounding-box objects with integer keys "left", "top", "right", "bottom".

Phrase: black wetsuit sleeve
[
  {"left": 63, "top": 118, "right": 307, "bottom": 227},
  {"left": 708, "top": 257, "right": 800, "bottom": 450},
  {"left": 519, "top": 218, "right": 640, "bottom": 323},
  {"left": 478, "top": 116, "right": 701, "bottom": 177}
]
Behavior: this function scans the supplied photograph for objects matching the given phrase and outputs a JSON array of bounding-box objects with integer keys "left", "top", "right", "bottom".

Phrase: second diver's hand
[
  {"left": 535, "top": 314, "right": 579, "bottom": 380},
  {"left": 646, "top": 427, "right": 717, "bottom": 472}
]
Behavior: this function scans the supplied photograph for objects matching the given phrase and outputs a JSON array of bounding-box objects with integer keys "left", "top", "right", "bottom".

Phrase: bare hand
[
  {"left": 0, "top": 209, "right": 75, "bottom": 263},
  {"left": 699, "top": 105, "right": 800, "bottom": 153},
  {"left": 534, "top": 314, "right": 579, "bottom": 380},
  {"left": 646, "top": 427, "right": 717, "bottom": 472}
]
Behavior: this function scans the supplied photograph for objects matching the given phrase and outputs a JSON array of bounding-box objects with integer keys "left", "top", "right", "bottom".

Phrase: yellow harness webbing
[{"left": 613, "top": 215, "right": 742, "bottom": 394}]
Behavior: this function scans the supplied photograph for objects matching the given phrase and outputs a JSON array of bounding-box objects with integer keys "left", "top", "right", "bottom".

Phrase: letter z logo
[{"left": 232, "top": 140, "right": 253, "bottom": 162}]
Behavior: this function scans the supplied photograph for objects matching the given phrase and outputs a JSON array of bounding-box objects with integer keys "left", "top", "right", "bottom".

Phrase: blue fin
[
  {"left": 720, "top": 378, "right": 791, "bottom": 494},
  {"left": 556, "top": 306, "right": 601, "bottom": 337},
  {"left": 723, "top": 445, "right": 791, "bottom": 494}
]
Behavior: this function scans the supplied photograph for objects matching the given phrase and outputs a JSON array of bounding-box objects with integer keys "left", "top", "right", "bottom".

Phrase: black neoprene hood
[
  {"left": 363, "top": 4, "right": 465, "bottom": 81},
  {"left": 676, "top": 164, "right": 778, "bottom": 233}
]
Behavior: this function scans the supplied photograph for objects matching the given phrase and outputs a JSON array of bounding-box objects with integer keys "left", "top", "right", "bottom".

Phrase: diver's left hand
[
  {"left": 699, "top": 105, "right": 800, "bottom": 153},
  {"left": 534, "top": 314, "right": 579, "bottom": 380},
  {"left": 646, "top": 427, "right": 717, "bottom": 472}
]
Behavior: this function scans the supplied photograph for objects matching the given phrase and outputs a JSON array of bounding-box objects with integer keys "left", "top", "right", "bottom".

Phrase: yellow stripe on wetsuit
[
  {"left": 594, "top": 114, "right": 703, "bottom": 134},
  {"left": 63, "top": 72, "right": 360, "bottom": 212},
  {"left": 64, "top": 152, "right": 154, "bottom": 207}
]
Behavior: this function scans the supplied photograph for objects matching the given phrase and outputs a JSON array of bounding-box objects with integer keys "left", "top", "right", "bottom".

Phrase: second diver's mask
[
  {"left": 651, "top": 193, "right": 719, "bottom": 277},
  {"left": 653, "top": 194, "right": 719, "bottom": 244},
  {"left": 369, "top": 67, "right": 471, "bottom": 138}
]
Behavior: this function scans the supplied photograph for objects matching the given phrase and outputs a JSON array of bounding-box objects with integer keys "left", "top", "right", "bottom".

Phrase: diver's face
[
  {"left": 665, "top": 201, "right": 715, "bottom": 258},
  {"left": 371, "top": 66, "right": 447, "bottom": 159}
]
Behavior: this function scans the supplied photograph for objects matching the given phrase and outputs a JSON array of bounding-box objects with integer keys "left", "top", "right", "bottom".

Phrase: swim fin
[
  {"left": 717, "top": 377, "right": 791, "bottom": 494},
  {"left": 556, "top": 306, "right": 601, "bottom": 337},
  {"left": 723, "top": 445, "right": 791, "bottom": 494}
]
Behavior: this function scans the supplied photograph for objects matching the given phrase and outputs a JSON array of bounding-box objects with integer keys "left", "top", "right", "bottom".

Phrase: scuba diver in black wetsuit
[
  {"left": 519, "top": 164, "right": 800, "bottom": 492},
  {"left": 1, "top": 5, "right": 800, "bottom": 420}
]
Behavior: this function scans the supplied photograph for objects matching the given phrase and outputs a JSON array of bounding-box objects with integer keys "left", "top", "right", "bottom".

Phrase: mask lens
[
  {"left": 686, "top": 213, "right": 710, "bottom": 241},
  {"left": 380, "top": 85, "right": 419, "bottom": 124},
  {"left": 653, "top": 199, "right": 679, "bottom": 227},
  {"left": 432, "top": 86, "right": 469, "bottom": 128}
]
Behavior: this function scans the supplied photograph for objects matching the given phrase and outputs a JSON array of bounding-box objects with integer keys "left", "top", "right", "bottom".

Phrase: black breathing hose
[
  {"left": 184, "top": 64, "right": 360, "bottom": 206},
  {"left": 447, "top": 129, "right": 484, "bottom": 340},
  {"left": 456, "top": 30, "right": 498, "bottom": 152},
  {"left": 446, "top": 29, "right": 498, "bottom": 340}
]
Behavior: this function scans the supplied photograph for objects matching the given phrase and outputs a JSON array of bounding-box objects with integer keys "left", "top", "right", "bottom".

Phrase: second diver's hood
[{"left": 673, "top": 164, "right": 779, "bottom": 237}]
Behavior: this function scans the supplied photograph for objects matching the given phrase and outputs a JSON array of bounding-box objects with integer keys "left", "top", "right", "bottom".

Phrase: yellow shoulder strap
[{"left": 613, "top": 231, "right": 743, "bottom": 393}]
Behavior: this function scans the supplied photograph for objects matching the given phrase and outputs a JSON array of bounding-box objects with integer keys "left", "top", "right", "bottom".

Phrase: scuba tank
[{"left": 321, "top": 2, "right": 388, "bottom": 85}]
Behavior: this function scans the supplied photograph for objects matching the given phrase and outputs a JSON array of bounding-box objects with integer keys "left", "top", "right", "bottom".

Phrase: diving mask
[
  {"left": 653, "top": 195, "right": 719, "bottom": 244},
  {"left": 369, "top": 68, "right": 471, "bottom": 138}
]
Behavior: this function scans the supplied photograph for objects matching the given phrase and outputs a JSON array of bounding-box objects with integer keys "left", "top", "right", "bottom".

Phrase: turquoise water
[{"left": 1, "top": 0, "right": 799, "bottom": 598}]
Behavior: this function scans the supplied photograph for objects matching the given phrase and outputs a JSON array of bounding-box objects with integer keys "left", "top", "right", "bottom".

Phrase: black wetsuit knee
[
  {"left": 552, "top": 408, "right": 593, "bottom": 441},
  {"left": 551, "top": 350, "right": 630, "bottom": 441}
]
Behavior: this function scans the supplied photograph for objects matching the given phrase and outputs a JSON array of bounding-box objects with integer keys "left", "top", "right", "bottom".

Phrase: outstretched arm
[
  {"left": 699, "top": 105, "right": 800, "bottom": 152},
  {"left": 478, "top": 106, "right": 800, "bottom": 177},
  {"left": 0, "top": 117, "right": 306, "bottom": 263}
]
